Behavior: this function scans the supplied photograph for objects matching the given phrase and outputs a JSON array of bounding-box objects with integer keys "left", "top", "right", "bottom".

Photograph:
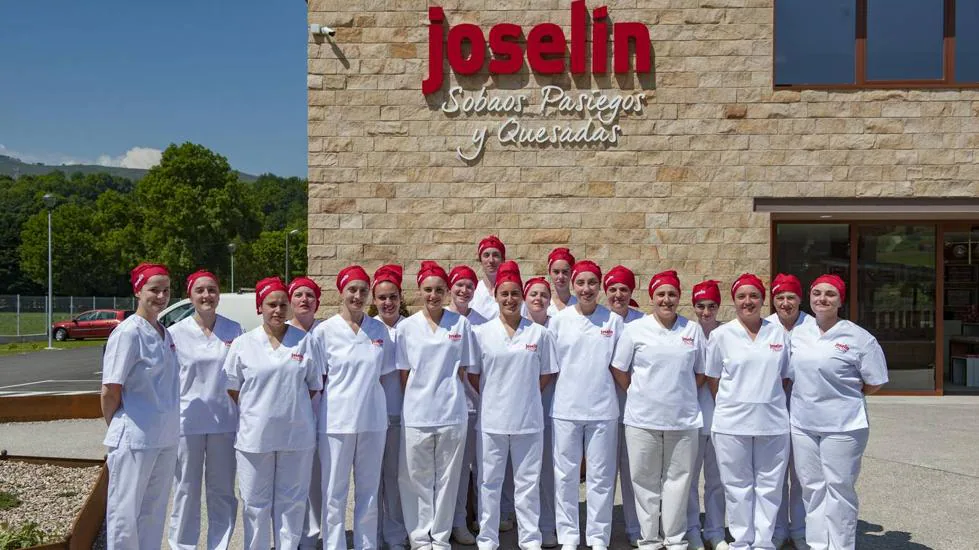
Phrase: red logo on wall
[{"left": 423, "top": 0, "right": 653, "bottom": 94}]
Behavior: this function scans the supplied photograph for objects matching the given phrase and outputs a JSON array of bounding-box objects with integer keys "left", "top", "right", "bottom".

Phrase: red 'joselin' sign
[{"left": 423, "top": 0, "right": 652, "bottom": 95}]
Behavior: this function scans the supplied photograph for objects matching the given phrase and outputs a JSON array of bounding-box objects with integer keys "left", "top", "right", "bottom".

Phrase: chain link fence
[{"left": 0, "top": 295, "right": 136, "bottom": 337}]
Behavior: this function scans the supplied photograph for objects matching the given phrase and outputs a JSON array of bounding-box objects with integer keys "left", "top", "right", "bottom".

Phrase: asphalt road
[{"left": 0, "top": 346, "right": 103, "bottom": 396}]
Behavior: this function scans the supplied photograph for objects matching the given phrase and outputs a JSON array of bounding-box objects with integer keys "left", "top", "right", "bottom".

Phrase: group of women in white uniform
[{"left": 100, "top": 235, "right": 888, "bottom": 550}]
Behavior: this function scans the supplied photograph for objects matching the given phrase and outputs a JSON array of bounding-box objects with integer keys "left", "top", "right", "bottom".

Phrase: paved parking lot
[
  {"left": 0, "top": 346, "right": 102, "bottom": 396},
  {"left": 0, "top": 396, "right": 972, "bottom": 549}
]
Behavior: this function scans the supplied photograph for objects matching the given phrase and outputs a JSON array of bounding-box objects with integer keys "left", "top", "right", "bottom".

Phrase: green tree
[
  {"left": 18, "top": 203, "right": 111, "bottom": 295},
  {"left": 236, "top": 229, "right": 308, "bottom": 288},
  {"left": 133, "top": 143, "right": 262, "bottom": 288},
  {"left": 250, "top": 174, "right": 308, "bottom": 232}
]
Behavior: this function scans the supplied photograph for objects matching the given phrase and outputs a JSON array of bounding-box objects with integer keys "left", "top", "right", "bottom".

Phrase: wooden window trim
[{"left": 774, "top": 0, "right": 977, "bottom": 90}]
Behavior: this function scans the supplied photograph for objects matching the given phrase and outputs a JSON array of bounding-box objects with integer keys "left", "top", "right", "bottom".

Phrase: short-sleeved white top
[
  {"left": 223, "top": 325, "right": 322, "bottom": 453},
  {"left": 765, "top": 310, "right": 813, "bottom": 334},
  {"left": 616, "top": 308, "right": 645, "bottom": 421},
  {"left": 547, "top": 295, "right": 577, "bottom": 318},
  {"left": 313, "top": 314, "right": 395, "bottom": 434},
  {"left": 458, "top": 307, "right": 489, "bottom": 414},
  {"left": 469, "top": 318, "right": 559, "bottom": 434},
  {"left": 397, "top": 310, "right": 476, "bottom": 428},
  {"left": 376, "top": 315, "right": 405, "bottom": 418},
  {"left": 697, "top": 323, "right": 723, "bottom": 435},
  {"left": 706, "top": 318, "right": 790, "bottom": 436},
  {"left": 170, "top": 315, "right": 243, "bottom": 436},
  {"left": 102, "top": 315, "right": 180, "bottom": 449},
  {"left": 549, "top": 304, "right": 623, "bottom": 422},
  {"left": 471, "top": 279, "right": 500, "bottom": 320},
  {"left": 612, "top": 314, "right": 705, "bottom": 431},
  {"left": 789, "top": 319, "right": 888, "bottom": 432}
]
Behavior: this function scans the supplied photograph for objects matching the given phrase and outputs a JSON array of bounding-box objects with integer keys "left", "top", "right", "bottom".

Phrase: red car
[{"left": 51, "top": 309, "right": 134, "bottom": 341}]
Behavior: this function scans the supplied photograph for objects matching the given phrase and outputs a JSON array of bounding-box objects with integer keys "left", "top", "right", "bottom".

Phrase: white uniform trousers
[
  {"left": 712, "top": 433, "right": 789, "bottom": 550},
  {"left": 379, "top": 415, "right": 409, "bottom": 548},
  {"left": 106, "top": 444, "right": 178, "bottom": 550},
  {"left": 237, "top": 448, "right": 314, "bottom": 550},
  {"left": 774, "top": 444, "right": 806, "bottom": 541},
  {"left": 476, "top": 431, "right": 543, "bottom": 550},
  {"left": 687, "top": 434, "right": 726, "bottom": 543},
  {"left": 791, "top": 427, "right": 869, "bottom": 550},
  {"left": 302, "top": 393, "right": 325, "bottom": 550},
  {"left": 625, "top": 427, "right": 698, "bottom": 550},
  {"left": 168, "top": 433, "right": 237, "bottom": 550},
  {"left": 400, "top": 423, "right": 467, "bottom": 550},
  {"left": 455, "top": 412, "right": 479, "bottom": 529},
  {"left": 322, "top": 431, "right": 386, "bottom": 550},
  {"left": 617, "top": 423, "right": 641, "bottom": 541},
  {"left": 552, "top": 418, "right": 618, "bottom": 547}
]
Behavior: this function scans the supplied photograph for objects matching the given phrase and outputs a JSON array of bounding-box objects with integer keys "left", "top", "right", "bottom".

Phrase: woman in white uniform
[
  {"left": 767, "top": 274, "right": 809, "bottom": 550},
  {"left": 373, "top": 264, "right": 410, "bottom": 550},
  {"left": 287, "top": 275, "right": 326, "bottom": 550},
  {"left": 168, "top": 270, "right": 242, "bottom": 550},
  {"left": 313, "top": 265, "right": 396, "bottom": 550},
  {"left": 101, "top": 263, "right": 180, "bottom": 550},
  {"left": 223, "top": 277, "right": 322, "bottom": 550},
  {"left": 523, "top": 276, "right": 559, "bottom": 547},
  {"left": 603, "top": 265, "right": 643, "bottom": 546},
  {"left": 546, "top": 247, "right": 577, "bottom": 315},
  {"left": 686, "top": 280, "right": 728, "bottom": 550},
  {"left": 446, "top": 264, "right": 492, "bottom": 545},
  {"left": 705, "top": 274, "right": 791, "bottom": 550},
  {"left": 788, "top": 275, "right": 887, "bottom": 550},
  {"left": 398, "top": 261, "right": 477, "bottom": 550},
  {"left": 470, "top": 261, "right": 560, "bottom": 550},
  {"left": 471, "top": 235, "right": 506, "bottom": 320},
  {"left": 549, "top": 260, "right": 623, "bottom": 550},
  {"left": 611, "top": 270, "right": 706, "bottom": 550}
]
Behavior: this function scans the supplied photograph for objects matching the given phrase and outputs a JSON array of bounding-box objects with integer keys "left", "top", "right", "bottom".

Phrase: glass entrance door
[
  {"left": 856, "top": 225, "right": 937, "bottom": 391},
  {"left": 942, "top": 224, "right": 979, "bottom": 394}
]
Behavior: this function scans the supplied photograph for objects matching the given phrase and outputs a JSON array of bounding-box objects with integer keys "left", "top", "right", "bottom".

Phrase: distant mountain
[{"left": 0, "top": 154, "right": 257, "bottom": 182}]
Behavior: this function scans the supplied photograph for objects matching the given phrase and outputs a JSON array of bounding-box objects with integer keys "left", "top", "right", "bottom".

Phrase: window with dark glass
[{"left": 775, "top": 0, "right": 979, "bottom": 87}]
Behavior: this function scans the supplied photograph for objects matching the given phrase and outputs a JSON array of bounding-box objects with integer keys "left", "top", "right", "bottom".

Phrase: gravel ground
[{"left": 0, "top": 461, "right": 101, "bottom": 543}]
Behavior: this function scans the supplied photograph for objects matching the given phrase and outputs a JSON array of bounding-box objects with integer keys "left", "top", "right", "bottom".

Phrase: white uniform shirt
[
  {"left": 549, "top": 304, "right": 623, "bottom": 422},
  {"left": 458, "top": 307, "right": 489, "bottom": 414},
  {"left": 612, "top": 315, "right": 705, "bottom": 431},
  {"left": 697, "top": 323, "right": 723, "bottom": 436},
  {"left": 170, "top": 314, "right": 243, "bottom": 436},
  {"left": 789, "top": 319, "right": 888, "bottom": 432},
  {"left": 376, "top": 315, "right": 405, "bottom": 418},
  {"left": 616, "top": 308, "right": 645, "bottom": 421},
  {"left": 223, "top": 325, "right": 322, "bottom": 453},
  {"left": 397, "top": 310, "right": 476, "bottom": 428},
  {"left": 313, "top": 314, "right": 395, "bottom": 434},
  {"left": 102, "top": 315, "right": 180, "bottom": 449},
  {"left": 471, "top": 279, "right": 500, "bottom": 320},
  {"left": 765, "top": 310, "right": 813, "bottom": 333},
  {"left": 469, "top": 318, "right": 559, "bottom": 434},
  {"left": 706, "top": 318, "right": 790, "bottom": 436},
  {"left": 546, "top": 294, "right": 577, "bottom": 317}
]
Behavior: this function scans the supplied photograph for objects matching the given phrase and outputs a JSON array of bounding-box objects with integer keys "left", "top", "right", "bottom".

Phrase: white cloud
[{"left": 97, "top": 147, "right": 163, "bottom": 169}]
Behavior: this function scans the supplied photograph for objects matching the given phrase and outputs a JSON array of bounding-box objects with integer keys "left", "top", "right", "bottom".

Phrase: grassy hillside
[{"left": 0, "top": 154, "right": 257, "bottom": 182}]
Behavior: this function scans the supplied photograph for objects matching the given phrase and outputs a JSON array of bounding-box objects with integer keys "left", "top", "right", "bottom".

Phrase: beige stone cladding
[{"left": 307, "top": 0, "right": 979, "bottom": 310}]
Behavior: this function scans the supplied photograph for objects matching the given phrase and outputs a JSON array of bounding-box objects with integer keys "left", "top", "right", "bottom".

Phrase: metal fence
[{"left": 0, "top": 295, "right": 136, "bottom": 337}]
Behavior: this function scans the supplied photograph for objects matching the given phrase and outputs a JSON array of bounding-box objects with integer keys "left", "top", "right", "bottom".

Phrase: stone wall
[{"left": 307, "top": 0, "right": 979, "bottom": 307}]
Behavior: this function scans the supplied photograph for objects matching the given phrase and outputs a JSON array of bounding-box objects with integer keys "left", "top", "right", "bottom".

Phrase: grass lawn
[
  {"left": 0, "top": 340, "right": 105, "bottom": 357},
  {"left": 0, "top": 312, "right": 74, "bottom": 337}
]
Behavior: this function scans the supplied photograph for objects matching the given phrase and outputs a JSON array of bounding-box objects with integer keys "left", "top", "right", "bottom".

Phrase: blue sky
[{"left": 0, "top": 1, "right": 308, "bottom": 177}]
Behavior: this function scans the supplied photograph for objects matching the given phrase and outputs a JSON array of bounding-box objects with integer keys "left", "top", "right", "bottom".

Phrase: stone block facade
[{"left": 307, "top": 0, "right": 979, "bottom": 309}]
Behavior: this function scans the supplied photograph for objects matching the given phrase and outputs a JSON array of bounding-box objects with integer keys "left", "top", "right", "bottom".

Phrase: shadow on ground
[{"left": 857, "top": 520, "right": 935, "bottom": 550}]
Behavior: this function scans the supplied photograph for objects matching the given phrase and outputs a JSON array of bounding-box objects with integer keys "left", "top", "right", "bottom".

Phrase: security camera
[{"left": 309, "top": 24, "right": 336, "bottom": 37}]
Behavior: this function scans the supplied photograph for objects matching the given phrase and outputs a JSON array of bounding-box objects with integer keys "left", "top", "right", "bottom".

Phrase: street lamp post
[
  {"left": 285, "top": 229, "right": 300, "bottom": 284},
  {"left": 43, "top": 194, "right": 57, "bottom": 350},
  {"left": 227, "top": 243, "right": 237, "bottom": 293}
]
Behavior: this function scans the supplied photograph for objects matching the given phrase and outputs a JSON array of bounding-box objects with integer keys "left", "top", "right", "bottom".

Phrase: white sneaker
[
  {"left": 791, "top": 536, "right": 810, "bottom": 550},
  {"left": 591, "top": 545, "right": 608, "bottom": 550},
  {"left": 560, "top": 545, "right": 577, "bottom": 550},
  {"left": 687, "top": 532, "right": 706, "bottom": 550},
  {"left": 629, "top": 539, "right": 640, "bottom": 548},
  {"left": 542, "top": 532, "right": 559, "bottom": 548},
  {"left": 708, "top": 540, "right": 730, "bottom": 550},
  {"left": 452, "top": 526, "right": 476, "bottom": 545}
]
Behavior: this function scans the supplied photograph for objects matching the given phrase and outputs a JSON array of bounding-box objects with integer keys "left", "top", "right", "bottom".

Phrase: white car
[{"left": 158, "top": 292, "right": 261, "bottom": 331}]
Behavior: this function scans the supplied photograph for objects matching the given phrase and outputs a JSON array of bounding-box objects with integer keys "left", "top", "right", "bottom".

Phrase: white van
[{"left": 158, "top": 292, "right": 261, "bottom": 331}]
